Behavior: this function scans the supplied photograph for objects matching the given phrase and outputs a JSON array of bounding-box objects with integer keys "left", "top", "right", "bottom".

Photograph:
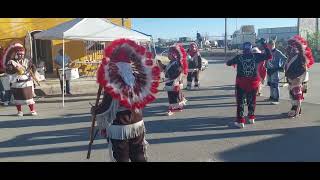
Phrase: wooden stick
[
  {"left": 86, "top": 85, "right": 103, "bottom": 159},
  {"left": 29, "top": 70, "right": 41, "bottom": 86}
]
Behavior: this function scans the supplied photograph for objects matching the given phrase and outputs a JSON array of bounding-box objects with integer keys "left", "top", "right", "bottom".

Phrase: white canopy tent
[
  {"left": 34, "top": 18, "right": 151, "bottom": 107},
  {"left": 34, "top": 18, "right": 151, "bottom": 42}
]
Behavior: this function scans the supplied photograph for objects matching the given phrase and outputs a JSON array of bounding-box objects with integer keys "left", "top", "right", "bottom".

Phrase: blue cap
[{"left": 243, "top": 42, "right": 252, "bottom": 50}]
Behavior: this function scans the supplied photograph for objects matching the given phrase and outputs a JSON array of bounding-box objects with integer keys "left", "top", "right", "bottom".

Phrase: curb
[{"left": 35, "top": 78, "right": 99, "bottom": 96}]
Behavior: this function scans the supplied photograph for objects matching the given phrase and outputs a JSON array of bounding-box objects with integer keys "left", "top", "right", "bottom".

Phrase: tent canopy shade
[{"left": 34, "top": 18, "right": 151, "bottom": 42}]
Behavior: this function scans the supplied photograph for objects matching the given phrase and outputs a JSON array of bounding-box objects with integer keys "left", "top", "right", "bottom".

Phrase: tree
[{"left": 306, "top": 31, "right": 320, "bottom": 62}]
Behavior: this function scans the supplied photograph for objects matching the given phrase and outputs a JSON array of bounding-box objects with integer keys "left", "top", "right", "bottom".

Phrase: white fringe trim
[
  {"left": 188, "top": 69, "right": 198, "bottom": 72},
  {"left": 169, "top": 103, "right": 184, "bottom": 109},
  {"left": 10, "top": 79, "right": 33, "bottom": 88},
  {"left": 96, "top": 100, "right": 119, "bottom": 130},
  {"left": 143, "top": 138, "right": 149, "bottom": 161},
  {"left": 288, "top": 84, "right": 302, "bottom": 91},
  {"left": 181, "top": 98, "right": 187, "bottom": 105},
  {"left": 107, "top": 120, "right": 146, "bottom": 140},
  {"left": 288, "top": 72, "right": 306, "bottom": 90},
  {"left": 291, "top": 99, "right": 302, "bottom": 106},
  {"left": 304, "top": 71, "right": 309, "bottom": 82},
  {"left": 14, "top": 99, "right": 35, "bottom": 105}
]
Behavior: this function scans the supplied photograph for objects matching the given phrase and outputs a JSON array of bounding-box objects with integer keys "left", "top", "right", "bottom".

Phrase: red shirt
[
  {"left": 258, "top": 61, "right": 266, "bottom": 80},
  {"left": 0, "top": 54, "right": 4, "bottom": 73}
]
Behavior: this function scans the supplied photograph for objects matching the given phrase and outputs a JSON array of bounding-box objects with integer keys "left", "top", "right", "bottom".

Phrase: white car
[{"left": 201, "top": 57, "right": 208, "bottom": 71}]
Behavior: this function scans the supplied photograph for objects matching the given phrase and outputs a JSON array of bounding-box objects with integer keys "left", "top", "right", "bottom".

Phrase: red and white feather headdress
[
  {"left": 2, "top": 43, "right": 25, "bottom": 69},
  {"left": 288, "top": 35, "right": 314, "bottom": 69},
  {"left": 169, "top": 44, "right": 188, "bottom": 75},
  {"left": 97, "top": 38, "right": 161, "bottom": 110}
]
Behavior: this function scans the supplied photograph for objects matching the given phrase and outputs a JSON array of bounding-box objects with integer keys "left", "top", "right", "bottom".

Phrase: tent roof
[{"left": 34, "top": 18, "right": 151, "bottom": 42}]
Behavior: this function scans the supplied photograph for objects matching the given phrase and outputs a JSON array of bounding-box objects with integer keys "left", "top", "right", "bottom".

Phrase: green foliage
[{"left": 306, "top": 31, "right": 320, "bottom": 62}]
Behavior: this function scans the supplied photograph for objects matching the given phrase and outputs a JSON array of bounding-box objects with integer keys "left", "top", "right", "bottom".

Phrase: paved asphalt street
[{"left": 1, "top": 59, "right": 320, "bottom": 162}]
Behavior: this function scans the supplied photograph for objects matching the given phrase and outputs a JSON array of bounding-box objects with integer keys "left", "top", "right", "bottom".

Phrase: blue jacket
[{"left": 266, "top": 49, "right": 287, "bottom": 74}]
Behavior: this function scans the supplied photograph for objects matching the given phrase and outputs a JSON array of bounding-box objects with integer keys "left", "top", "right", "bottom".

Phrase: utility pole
[
  {"left": 121, "top": 18, "right": 125, "bottom": 26},
  {"left": 297, "top": 18, "right": 300, "bottom": 36},
  {"left": 316, "top": 18, "right": 319, "bottom": 51},
  {"left": 236, "top": 18, "right": 238, "bottom": 31},
  {"left": 225, "top": 18, "right": 227, "bottom": 61}
]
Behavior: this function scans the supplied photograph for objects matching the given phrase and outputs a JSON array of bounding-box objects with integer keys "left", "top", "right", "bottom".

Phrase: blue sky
[{"left": 132, "top": 18, "right": 298, "bottom": 40}]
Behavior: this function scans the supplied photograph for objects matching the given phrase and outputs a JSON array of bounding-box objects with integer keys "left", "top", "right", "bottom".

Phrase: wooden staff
[
  {"left": 29, "top": 70, "right": 41, "bottom": 86},
  {"left": 86, "top": 85, "right": 103, "bottom": 159}
]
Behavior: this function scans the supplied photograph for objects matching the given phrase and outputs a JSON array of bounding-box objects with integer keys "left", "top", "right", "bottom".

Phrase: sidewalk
[{"left": 35, "top": 77, "right": 99, "bottom": 96}]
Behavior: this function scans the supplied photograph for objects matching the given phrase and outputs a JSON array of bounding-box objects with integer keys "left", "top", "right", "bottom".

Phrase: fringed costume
[
  {"left": 186, "top": 42, "right": 202, "bottom": 89},
  {"left": 226, "top": 39, "right": 272, "bottom": 128},
  {"left": 93, "top": 39, "right": 161, "bottom": 162},
  {"left": 163, "top": 44, "right": 188, "bottom": 116},
  {"left": 285, "top": 35, "right": 314, "bottom": 118},
  {"left": 2, "top": 43, "right": 37, "bottom": 116}
]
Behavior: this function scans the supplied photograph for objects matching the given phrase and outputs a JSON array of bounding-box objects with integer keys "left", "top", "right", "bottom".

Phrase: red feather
[
  {"left": 152, "top": 66, "right": 161, "bottom": 76},
  {"left": 176, "top": 44, "right": 188, "bottom": 75},
  {"left": 146, "top": 52, "right": 152, "bottom": 59},
  {"left": 150, "top": 87, "right": 158, "bottom": 94},
  {"left": 97, "top": 38, "right": 161, "bottom": 110},
  {"left": 145, "top": 60, "right": 153, "bottom": 66},
  {"left": 151, "top": 81, "right": 160, "bottom": 88},
  {"left": 289, "top": 35, "right": 315, "bottom": 69}
]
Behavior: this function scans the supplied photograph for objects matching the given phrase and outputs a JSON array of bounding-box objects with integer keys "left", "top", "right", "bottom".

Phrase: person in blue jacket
[{"left": 266, "top": 39, "right": 287, "bottom": 105}]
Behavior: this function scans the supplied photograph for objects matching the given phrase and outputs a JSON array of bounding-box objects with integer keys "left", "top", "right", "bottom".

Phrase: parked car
[{"left": 201, "top": 57, "right": 208, "bottom": 70}]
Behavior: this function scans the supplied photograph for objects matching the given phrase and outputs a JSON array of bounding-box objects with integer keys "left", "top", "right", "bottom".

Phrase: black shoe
[
  {"left": 299, "top": 107, "right": 302, "bottom": 115},
  {"left": 266, "top": 97, "right": 273, "bottom": 102}
]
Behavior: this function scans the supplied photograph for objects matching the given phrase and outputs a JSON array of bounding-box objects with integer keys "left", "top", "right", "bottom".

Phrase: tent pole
[
  {"left": 28, "top": 31, "right": 33, "bottom": 63},
  {"left": 34, "top": 38, "right": 38, "bottom": 65},
  {"left": 62, "top": 38, "right": 65, "bottom": 107}
]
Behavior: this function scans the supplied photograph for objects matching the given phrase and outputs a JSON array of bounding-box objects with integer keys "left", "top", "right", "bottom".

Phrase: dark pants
[
  {"left": 167, "top": 90, "right": 183, "bottom": 105},
  {"left": 1, "top": 77, "right": 12, "bottom": 102},
  {"left": 236, "top": 85, "right": 257, "bottom": 122},
  {"left": 0, "top": 89, "right": 12, "bottom": 103},
  {"left": 187, "top": 71, "right": 200, "bottom": 87},
  {"left": 267, "top": 72, "right": 280, "bottom": 101},
  {"left": 60, "top": 80, "right": 71, "bottom": 94},
  {"left": 57, "top": 68, "right": 71, "bottom": 94},
  {"left": 110, "top": 134, "right": 147, "bottom": 162}
]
